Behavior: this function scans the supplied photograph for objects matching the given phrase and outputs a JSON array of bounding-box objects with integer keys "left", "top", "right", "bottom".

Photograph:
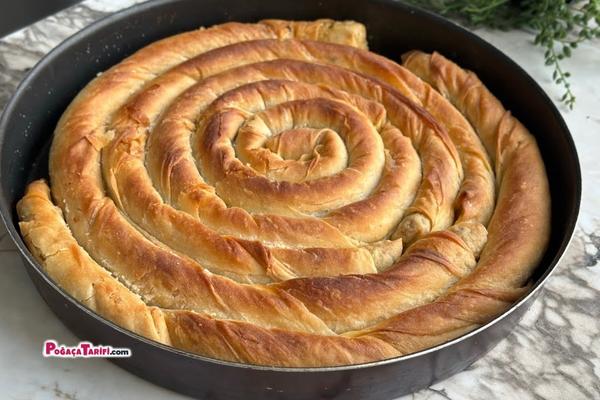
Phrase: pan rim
[{"left": 0, "top": 0, "right": 582, "bottom": 373}]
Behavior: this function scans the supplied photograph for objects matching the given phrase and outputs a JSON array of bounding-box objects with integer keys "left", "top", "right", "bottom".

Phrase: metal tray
[{"left": 0, "top": 0, "right": 581, "bottom": 398}]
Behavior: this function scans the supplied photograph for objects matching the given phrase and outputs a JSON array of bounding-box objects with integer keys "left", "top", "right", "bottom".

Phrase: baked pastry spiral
[{"left": 17, "top": 19, "right": 550, "bottom": 367}]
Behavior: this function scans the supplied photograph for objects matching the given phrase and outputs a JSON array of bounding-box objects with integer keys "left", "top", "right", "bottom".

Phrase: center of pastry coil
[
  {"left": 259, "top": 127, "right": 346, "bottom": 175},
  {"left": 197, "top": 91, "right": 386, "bottom": 215}
]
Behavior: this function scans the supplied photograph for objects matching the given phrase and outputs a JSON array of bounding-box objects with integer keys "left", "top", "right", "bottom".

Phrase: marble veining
[{"left": 0, "top": 1, "right": 598, "bottom": 399}]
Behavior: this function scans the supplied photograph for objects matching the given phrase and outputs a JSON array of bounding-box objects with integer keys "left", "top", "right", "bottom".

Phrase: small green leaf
[{"left": 399, "top": 0, "right": 589, "bottom": 110}]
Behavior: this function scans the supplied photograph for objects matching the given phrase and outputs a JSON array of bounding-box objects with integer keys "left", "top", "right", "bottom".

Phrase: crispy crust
[
  {"left": 401, "top": 51, "right": 551, "bottom": 288},
  {"left": 16, "top": 20, "right": 550, "bottom": 367}
]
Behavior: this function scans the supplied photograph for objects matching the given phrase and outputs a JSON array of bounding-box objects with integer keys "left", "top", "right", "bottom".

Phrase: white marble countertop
[{"left": 0, "top": 1, "right": 598, "bottom": 399}]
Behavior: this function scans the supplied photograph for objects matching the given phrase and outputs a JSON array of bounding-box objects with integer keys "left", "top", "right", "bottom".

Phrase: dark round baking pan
[{"left": 0, "top": 0, "right": 581, "bottom": 398}]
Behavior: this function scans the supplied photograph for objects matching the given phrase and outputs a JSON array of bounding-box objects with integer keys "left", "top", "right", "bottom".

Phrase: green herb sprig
[{"left": 403, "top": 0, "right": 600, "bottom": 109}]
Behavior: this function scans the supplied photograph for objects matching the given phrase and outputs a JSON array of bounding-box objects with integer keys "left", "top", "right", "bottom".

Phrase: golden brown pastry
[{"left": 16, "top": 19, "right": 550, "bottom": 367}]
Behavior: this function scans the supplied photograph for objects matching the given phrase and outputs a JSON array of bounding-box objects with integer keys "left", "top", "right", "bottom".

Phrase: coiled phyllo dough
[{"left": 17, "top": 19, "right": 550, "bottom": 367}]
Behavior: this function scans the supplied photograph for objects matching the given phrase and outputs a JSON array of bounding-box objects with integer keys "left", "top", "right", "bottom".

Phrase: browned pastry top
[{"left": 17, "top": 19, "right": 550, "bottom": 367}]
